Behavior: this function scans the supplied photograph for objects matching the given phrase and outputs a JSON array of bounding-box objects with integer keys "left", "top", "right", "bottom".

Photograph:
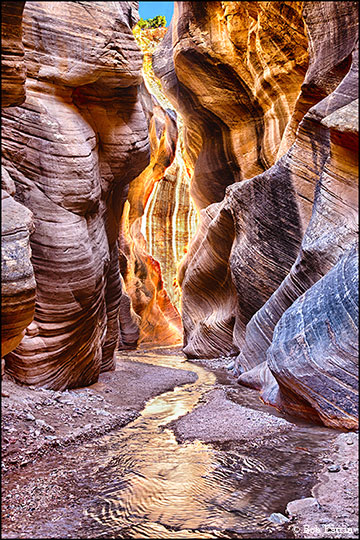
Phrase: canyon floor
[{"left": 1, "top": 347, "right": 358, "bottom": 539}]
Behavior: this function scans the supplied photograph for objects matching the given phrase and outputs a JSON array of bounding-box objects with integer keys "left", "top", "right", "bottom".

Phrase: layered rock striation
[
  {"left": 1, "top": 1, "right": 36, "bottom": 363},
  {"left": 1, "top": 182, "right": 36, "bottom": 360},
  {"left": 118, "top": 26, "right": 199, "bottom": 347},
  {"left": 1, "top": 3, "right": 201, "bottom": 387},
  {"left": 2, "top": 1, "right": 150, "bottom": 389},
  {"left": 119, "top": 84, "right": 183, "bottom": 347},
  {"left": 1, "top": 1, "right": 26, "bottom": 108},
  {"left": 155, "top": 1, "right": 359, "bottom": 428}
]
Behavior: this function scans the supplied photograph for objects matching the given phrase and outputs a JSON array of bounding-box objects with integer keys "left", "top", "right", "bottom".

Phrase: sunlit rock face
[
  {"left": 154, "top": 1, "right": 309, "bottom": 209},
  {"left": 155, "top": 1, "right": 359, "bottom": 428},
  {"left": 154, "top": 1, "right": 311, "bottom": 359},
  {"left": 120, "top": 84, "right": 183, "bottom": 347},
  {"left": 140, "top": 117, "right": 199, "bottom": 314},
  {"left": 118, "top": 26, "right": 199, "bottom": 347},
  {"left": 1, "top": 2, "right": 36, "bottom": 363},
  {"left": 2, "top": 1, "right": 150, "bottom": 389}
]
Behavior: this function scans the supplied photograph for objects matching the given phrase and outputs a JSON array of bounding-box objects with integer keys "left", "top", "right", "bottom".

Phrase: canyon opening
[{"left": 1, "top": 2, "right": 358, "bottom": 539}]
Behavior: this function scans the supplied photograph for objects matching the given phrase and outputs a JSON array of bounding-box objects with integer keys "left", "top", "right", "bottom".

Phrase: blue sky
[{"left": 138, "top": 2, "right": 174, "bottom": 25}]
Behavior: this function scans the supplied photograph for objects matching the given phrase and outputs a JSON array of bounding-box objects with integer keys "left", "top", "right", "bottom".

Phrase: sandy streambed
[{"left": 1, "top": 347, "right": 358, "bottom": 538}]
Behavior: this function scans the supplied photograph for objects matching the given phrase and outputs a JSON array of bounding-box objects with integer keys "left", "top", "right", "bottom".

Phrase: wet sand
[{"left": 1, "top": 347, "right": 358, "bottom": 538}]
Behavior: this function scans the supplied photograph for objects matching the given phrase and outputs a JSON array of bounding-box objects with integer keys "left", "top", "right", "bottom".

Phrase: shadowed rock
[
  {"left": 266, "top": 245, "right": 358, "bottom": 429},
  {"left": 1, "top": 2, "right": 36, "bottom": 363},
  {"left": 1, "top": 187, "right": 36, "bottom": 359},
  {"left": 1, "top": 1, "right": 26, "bottom": 107},
  {"left": 2, "top": 2, "right": 150, "bottom": 389}
]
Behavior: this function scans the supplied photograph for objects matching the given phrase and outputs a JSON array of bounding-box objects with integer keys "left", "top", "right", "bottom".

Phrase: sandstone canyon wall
[
  {"left": 118, "top": 25, "right": 199, "bottom": 348},
  {"left": 2, "top": 1, "right": 152, "bottom": 389},
  {"left": 154, "top": 1, "right": 359, "bottom": 429},
  {"left": 1, "top": 1, "right": 36, "bottom": 361},
  {"left": 119, "top": 84, "right": 183, "bottom": 347},
  {"left": 1, "top": 1, "right": 198, "bottom": 389}
]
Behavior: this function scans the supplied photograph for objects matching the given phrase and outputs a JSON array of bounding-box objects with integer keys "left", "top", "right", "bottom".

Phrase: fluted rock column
[
  {"left": 154, "top": 1, "right": 311, "bottom": 358},
  {"left": 120, "top": 85, "right": 183, "bottom": 347},
  {"left": 119, "top": 26, "right": 199, "bottom": 347}
]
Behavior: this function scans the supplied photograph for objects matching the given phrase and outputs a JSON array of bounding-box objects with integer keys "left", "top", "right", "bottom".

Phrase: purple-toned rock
[{"left": 2, "top": 2, "right": 149, "bottom": 389}]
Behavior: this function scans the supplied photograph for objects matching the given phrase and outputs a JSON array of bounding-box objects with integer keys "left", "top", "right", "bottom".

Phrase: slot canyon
[{"left": 1, "top": 1, "right": 358, "bottom": 539}]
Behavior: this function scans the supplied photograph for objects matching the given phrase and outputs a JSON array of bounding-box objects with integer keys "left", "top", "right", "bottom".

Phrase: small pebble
[
  {"left": 269, "top": 512, "right": 290, "bottom": 524},
  {"left": 25, "top": 413, "right": 36, "bottom": 422},
  {"left": 328, "top": 464, "right": 340, "bottom": 473}
]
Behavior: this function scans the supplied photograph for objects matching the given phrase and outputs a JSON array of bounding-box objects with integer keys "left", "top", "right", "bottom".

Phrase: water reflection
[
  {"left": 81, "top": 353, "right": 331, "bottom": 538},
  {"left": 3, "top": 351, "right": 336, "bottom": 539}
]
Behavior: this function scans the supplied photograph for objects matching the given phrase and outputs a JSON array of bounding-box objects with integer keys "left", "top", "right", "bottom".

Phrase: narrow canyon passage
[
  {"left": 2, "top": 348, "right": 337, "bottom": 539},
  {"left": 1, "top": 2, "right": 358, "bottom": 539}
]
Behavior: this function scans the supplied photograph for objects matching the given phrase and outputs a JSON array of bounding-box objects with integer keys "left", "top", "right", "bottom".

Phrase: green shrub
[{"left": 137, "top": 15, "right": 167, "bottom": 29}]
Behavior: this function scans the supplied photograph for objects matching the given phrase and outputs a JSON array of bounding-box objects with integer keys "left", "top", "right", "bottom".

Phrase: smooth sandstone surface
[
  {"left": 119, "top": 26, "right": 199, "bottom": 348},
  {"left": 1, "top": 188, "right": 36, "bottom": 359},
  {"left": 120, "top": 85, "right": 183, "bottom": 347},
  {"left": 1, "top": 2, "right": 36, "bottom": 362},
  {"left": 155, "top": 1, "right": 359, "bottom": 428},
  {"left": 1, "top": 3, "right": 198, "bottom": 388},
  {"left": 2, "top": 2, "right": 150, "bottom": 389},
  {"left": 154, "top": 1, "right": 309, "bottom": 209},
  {"left": 1, "top": 2, "right": 193, "bottom": 388}
]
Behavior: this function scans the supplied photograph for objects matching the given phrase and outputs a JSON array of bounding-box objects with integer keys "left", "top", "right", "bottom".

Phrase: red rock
[{"left": 154, "top": 2, "right": 359, "bottom": 428}]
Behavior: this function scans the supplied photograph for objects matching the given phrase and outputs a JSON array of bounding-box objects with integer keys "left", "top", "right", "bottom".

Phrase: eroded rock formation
[
  {"left": 1, "top": 1, "right": 26, "bottom": 108},
  {"left": 1, "top": 183, "right": 36, "bottom": 360},
  {"left": 154, "top": 1, "right": 310, "bottom": 209},
  {"left": 119, "top": 85, "right": 183, "bottom": 347},
  {"left": 155, "top": 1, "right": 359, "bottom": 428},
  {"left": 118, "top": 26, "right": 199, "bottom": 347},
  {"left": 1, "top": 2, "right": 201, "bottom": 387},
  {"left": 2, "top": 1, "right": 150, "bottom": 389},
  {"left": 1, "top": 1, "right": 36, "bottom": 363}
]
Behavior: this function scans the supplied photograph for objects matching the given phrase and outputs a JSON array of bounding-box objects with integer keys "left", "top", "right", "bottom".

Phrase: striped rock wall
[
  {"left": 119, "top": 26, "right": 199, "bottom": 346},
  {"left": 1, "top": 1, "right": 36, "bottom": 363},
  {"left": 2, "top": 1, "right": 150, "bottom": 389},
  {"left": 154, "top": 1, "right": 359, "bottom": 428}
]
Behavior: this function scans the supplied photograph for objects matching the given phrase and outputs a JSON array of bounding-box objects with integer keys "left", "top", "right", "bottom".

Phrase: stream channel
[{"left": 3, "top": 349, "right": 337, "bottom": 539}]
